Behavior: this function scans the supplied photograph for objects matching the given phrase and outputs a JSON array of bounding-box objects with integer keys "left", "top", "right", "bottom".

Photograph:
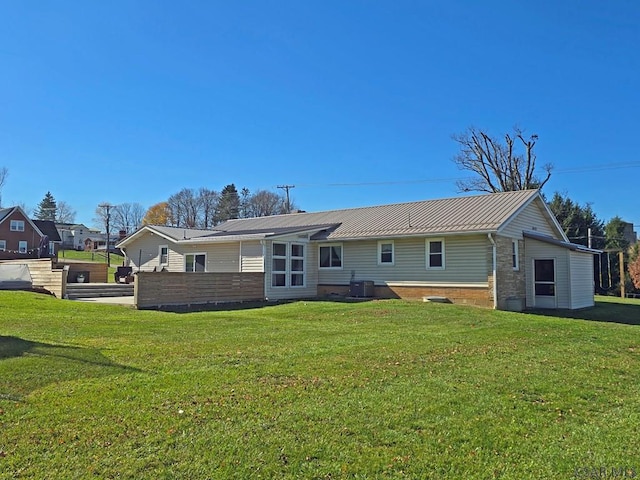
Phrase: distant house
[
  {"left": 55, "top": 223, "right": 100, "bottom": 251},
  {"left": 116, "top": 190, "right": 600, "bottom": 310},
  {"left": 0, "top": 207, "right": 61, "bottom": 260},
  {"left": 84, "top": 233, "right": 120, "bottom": 253}
]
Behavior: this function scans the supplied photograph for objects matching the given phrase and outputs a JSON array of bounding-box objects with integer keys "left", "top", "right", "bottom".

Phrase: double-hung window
[
  {"left": 159, "top": 245, "right": 169, "bottom": 265},
  {"left": 426, "top": 238, "right": 445, "bottom": 269},
  {"left": 319, "top": 244, "right": 342, "bottom": 269},
  {"left": 0, "top": 240, "right": 5, "bottom": 251},
  {"left": 512, "top": 240, "right": 519, "bottom": 271},
  {"left": 18, "top": 241, "right": 28, "bottom": 254},
  {"left": 10, "top": 220, "right": 25, "bottom": 232},
  {"left": 378, "top": 240, "right": 394, "bottom": 265}
]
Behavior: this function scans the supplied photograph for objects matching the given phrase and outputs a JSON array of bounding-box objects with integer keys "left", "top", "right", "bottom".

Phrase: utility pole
[
  {"left": 619, "top": 251, "right": 626, "bottom": 299},
  {"left": 99, "top": 203, "right": 112, "bottom": 268},
  {"left": 277, "top": 185, "right": 295, "bottom": 213}
]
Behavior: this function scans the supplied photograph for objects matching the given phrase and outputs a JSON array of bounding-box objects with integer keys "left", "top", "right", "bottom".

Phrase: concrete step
[{"left": 66, "top": 283, "right": 134, "bottom": 299}]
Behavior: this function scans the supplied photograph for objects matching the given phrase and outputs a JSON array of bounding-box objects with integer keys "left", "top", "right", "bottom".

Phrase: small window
[
  {"left": 0, "top": 240, "right": 5, "bottom": 251},
  {"left": 10, "top": 220, "right": 25, "bottom": 232},
  {"left": 378, "top": 240, "right": 394, "bottom": 265},
  {"left": 18, "top": 241, "right": 28, "bottom": 254},
  {"left": 159, "top": 245, "right": 169, "bottom": 265},
  {"left": 512, "top": 240, "right": 519, "bottom": 271},
  {"left": 319, "top": 244, "right": 342, "bottom": 269},
  {"left": 426, "top": 239, "right": 445, "bottom": 269}
]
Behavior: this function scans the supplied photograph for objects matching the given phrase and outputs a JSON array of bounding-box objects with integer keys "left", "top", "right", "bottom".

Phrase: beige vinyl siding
[
  {"left": 317, "top": 235, "right": 489, "bottom": 286},
  {"left": 122, "top": 233, "right": 171, "bottom": 272},
  {"left": 240, "top": 241, "right": 264, "bottom": 272},
  {"left": 524, "top": 237, "right": 570, "bottom": 308},
  {"left": 264, "top": 237, "right": 318, "bottom": 300},
  {"left": 161, "top": 242, "right": 239, "bottom": 272},
  {"left": 569, "top": 251, "right": 595, "bottom": 309},
  {"left": 500, "top": 201, "right": 556, "bottom": 238}
]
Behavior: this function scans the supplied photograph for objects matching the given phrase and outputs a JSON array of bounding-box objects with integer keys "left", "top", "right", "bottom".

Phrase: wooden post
[{"left": 619, "top": 251, "right": 625, "bottom": 299}]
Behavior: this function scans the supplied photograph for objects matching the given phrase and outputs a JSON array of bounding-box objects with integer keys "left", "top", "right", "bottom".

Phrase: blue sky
[{"left": 1, "top": 1, "right": 639, "bottom": 230}]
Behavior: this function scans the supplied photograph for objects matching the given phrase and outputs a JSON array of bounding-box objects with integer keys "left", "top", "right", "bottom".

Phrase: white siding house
[{"left": 116, "top": 190, "right": 599, "bottom": 310}]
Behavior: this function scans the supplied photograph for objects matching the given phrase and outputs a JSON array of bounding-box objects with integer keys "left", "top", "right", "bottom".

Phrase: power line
[{"left": 288, "top": 161, "right": 640, "bottom": 189}]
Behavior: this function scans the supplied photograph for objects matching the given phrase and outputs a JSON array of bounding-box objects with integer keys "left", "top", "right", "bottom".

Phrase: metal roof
[
  {"left": 523, "top": 231, "right": 602, "bottom": 253},
  {"left": 215, "top": 189, "right": 542, "bottom": 240}
]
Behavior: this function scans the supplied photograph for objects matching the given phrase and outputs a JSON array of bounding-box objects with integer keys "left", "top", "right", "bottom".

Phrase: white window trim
[
  {"left": 426, "top": 238, "right": 445, "bottom": 270},
  {"left": 10, "top": 220, "right": 25, "bottom": 232},
  {"left": 18, "top": 241, "right": 28, "bottom": 254},
  {"left": 185, "top": 252, "right": 207, "bottom": 272},
  {"left": 271, "top": 242, "right": 288, "bottom": 288},
  {"left": 0, "top": 240, "right": 5, "bottom": 251},
  {"left": 159, "top": 245, "right": 169, "bottom": 266},
  {"left": 512, "top": 240, "right": 519, "bottom": 271},
  {"left": 271, "top": 242, "right": 306, "bottom": 288},
  {"left": 319, "top": 243, "right": 343, "bottom": 269},
  {"left": 377, "top": 240, "right": 395, "bottom": 266},
  {"left": 290, "top": 242, "right": 306, "bottom": 288}
]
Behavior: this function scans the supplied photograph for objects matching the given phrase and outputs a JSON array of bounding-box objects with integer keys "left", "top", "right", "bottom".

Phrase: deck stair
[{"left": 66, "top": 283, "right": 134, "bottom": 300}]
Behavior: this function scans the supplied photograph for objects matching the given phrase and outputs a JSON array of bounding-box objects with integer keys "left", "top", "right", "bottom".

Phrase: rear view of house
[{"left": 116, "top": 190, "right": 599, "bottom": 310}]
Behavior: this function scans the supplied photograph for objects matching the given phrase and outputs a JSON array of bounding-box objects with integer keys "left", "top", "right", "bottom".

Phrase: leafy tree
[
  {"left": 629, "top": 244, "right": 640, "bottom": 290},
  {"left": 143, "top": 202, "right": 173, "bottom": 226},
  {"left": 605, "top": 216, "right": 631, "bottom": 251},
  {"left": 547, "top": 192, "right": 605, "bottom": 249},
  {"left": 452, "top": 126, "right": 552, "bottom": 193},
  {"left": 602, "top": 216, "right": 634, "bottom": 295},
  {"left": 216, "top": 184, "right": 240, "bottom": 222},
  {"left": 34, "top": 192, "right": 57, "bottom": 221}
]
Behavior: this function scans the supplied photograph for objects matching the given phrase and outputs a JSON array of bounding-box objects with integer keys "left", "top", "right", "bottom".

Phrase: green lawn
[{"left": 1, "top": 293, "right": 639, "bottom": 479}]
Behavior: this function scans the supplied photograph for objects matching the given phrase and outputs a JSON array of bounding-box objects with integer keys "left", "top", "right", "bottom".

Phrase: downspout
[
  {"left": 260, "top": 240, "right": 268, "bottom": 301},
  {"left": 488, "top": 233, "right": 497, "bottom": 309}
]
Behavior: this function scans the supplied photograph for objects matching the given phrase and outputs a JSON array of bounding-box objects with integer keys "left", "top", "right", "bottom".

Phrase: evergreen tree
[
  {"left": 34, "top": 191, "right": 57, "bottom": 221},
  {"left": 547, "top": 192, "right": 605, "bottom": 249},
  {"left": 216, "top": 184, "right": 240, "bottom": 222}
]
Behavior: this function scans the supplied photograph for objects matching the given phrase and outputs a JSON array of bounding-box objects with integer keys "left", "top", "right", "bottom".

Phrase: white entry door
[{"left": 534, "top": 259, "right": 556, "bottom": 308}]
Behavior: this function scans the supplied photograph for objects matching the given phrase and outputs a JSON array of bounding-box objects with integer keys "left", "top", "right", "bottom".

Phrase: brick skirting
[{"left": 318, "top": 284, "right": 493, "bottom": 308}]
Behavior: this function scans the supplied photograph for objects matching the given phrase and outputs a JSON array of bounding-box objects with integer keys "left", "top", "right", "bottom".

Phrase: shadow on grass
[
  {"left": 143, "top": 296, "right": 376, "bottom": 313},
  {"left": 0, "top": 336, "right": 140, "bottom": 401},
  {"left": 526, "top": 300, "right": 640, "bottom": 326}
]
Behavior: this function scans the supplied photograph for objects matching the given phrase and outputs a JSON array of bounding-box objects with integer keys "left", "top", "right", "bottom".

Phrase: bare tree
[
  {"left": 198, "top": 187, "right": 219, "bottom": 228},
  {"left": 246, "top": 190, "right": 287, "bottom": 217},
  {"left": 56, "top": 201, "right": 77, "bottom": 224},
  {"left": 167, "top": 188, "right": 201, "bottom": 228},
  {"left": 452, "top": 126, "right": 552, "bottom": 193},
  {"left": 112, "top": 202, "right": 146, "bottom": 233},
  {"left": 0, "top": 167, "right": 8, "bottom": 207}
]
